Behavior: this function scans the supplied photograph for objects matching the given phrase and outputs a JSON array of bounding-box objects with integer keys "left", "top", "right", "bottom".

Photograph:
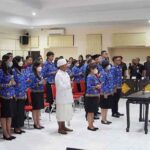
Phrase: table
[{"left": 126, "top": 91, "right": 150, "bottom": 134}]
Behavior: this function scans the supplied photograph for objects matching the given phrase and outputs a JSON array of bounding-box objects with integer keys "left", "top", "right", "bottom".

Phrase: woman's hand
[{"left": 95, "top": 84, "right": 101, "bottom": 89}]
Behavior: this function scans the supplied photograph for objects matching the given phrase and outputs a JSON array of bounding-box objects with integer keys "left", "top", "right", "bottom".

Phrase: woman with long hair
[
  {"left": 0, "top": 54, "right": 16, "bottom": 140},
  {"left": 30, "top": 60, "right": 46, "bottom": 129},
  {"left": 11, "top": 56, "right": 27, "bottom": 134}
]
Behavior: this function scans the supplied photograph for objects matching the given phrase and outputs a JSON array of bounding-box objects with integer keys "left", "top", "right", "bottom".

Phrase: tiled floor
[{"left": 0, "top": 99, "right": 150, "bottom": 150}]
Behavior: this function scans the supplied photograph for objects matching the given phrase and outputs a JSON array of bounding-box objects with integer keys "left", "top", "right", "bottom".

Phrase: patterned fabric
[
  {"left": 100, "top": 69, "right": 114, "bottom": 94},
  {"left": 0, "top": 69, "right": 15, "bottom": 99},
  {"left": 42, "top": 60, "right": 57, "bottom": 84},
  {"left": 30, "top": 72, "right": 44, "bottom": 92},
  {"left": 13, "top": 68, "right": 27, "bottom": 99},
  {"left": 97, "top": 64, "right": 103, "bottom": 73},
  {"left": 72, "top": 65, "right": 84, "bottom": 82},
  {"left": 23, "top": 65, "right": 33, "bottom": 88},
  {"left": 111, "top": 65, "right": 122, "bottom": 88},
  {"left": 86, "top": 74, "right": 101, "bottom": 96},
  {"left": 66, "top": 68, "right": 73, "bottom": 77}
]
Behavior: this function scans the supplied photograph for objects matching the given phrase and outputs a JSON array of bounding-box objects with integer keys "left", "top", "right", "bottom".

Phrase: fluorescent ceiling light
[{"left": 32, "top": 12, "right": 36, "bottom": 16}]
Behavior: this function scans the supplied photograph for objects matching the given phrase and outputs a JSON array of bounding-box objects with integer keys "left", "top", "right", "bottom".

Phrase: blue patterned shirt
[
  {"left": 13, "top": 68, "right": 27, "bottom": 99},
  {"left": 72, "top": 66, "right": 84, "bottom": 82},
  {"left": 111, "top": 65, "right": 122, "bottom": 89},
  {"left": 30, "top": 73, "right": 44, "bottom": 92},
  {"left": 100, "top": 70, "right": 114, "bottom": 94},
  {"left": 86, "top": 74, "right": 101, "bottom": 96},
  {"left": 0, "top": 69, "right": 15, "bottom": 99},
  {"left": 23, "top": 65, "right": 33, "bottom": 88},
  {"left": 97, "top": 64, "right": 103, "bottom": 73},
  {"left": 42, "top": 60, "right": 57, "bottom": 84}
]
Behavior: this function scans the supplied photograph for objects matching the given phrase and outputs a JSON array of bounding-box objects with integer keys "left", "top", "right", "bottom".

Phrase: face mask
[
  {"left": 93, "top": 69, "right": 98, "bottom": 74},
  {"left": 18, "top": 61, "right": 23, "bottom": 67},
  {"left": 37, "top": 66, "right": 42, "bottom": 72},
  {"left": 7, "top": 61, "right": 13, "bottom": 68},
  {"left": 106, "top": 65, "right": 111, "bottom": 70}
]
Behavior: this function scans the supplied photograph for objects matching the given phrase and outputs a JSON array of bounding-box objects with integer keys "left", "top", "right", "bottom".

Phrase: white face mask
[
  {"left": 93, "top": 69, "right": 98, "bottom": 74},
  {"left": 7, "top": 61, "right": 13, "bottom": 68},
  {"left": 18, "top": 61, "right": 23, "bottom": 67},
  {"left": 37, "top": 66, "right": 42, "bottom": 72},
  {"left": 106, "top": 65, "right": 111, "bottom": 70}
]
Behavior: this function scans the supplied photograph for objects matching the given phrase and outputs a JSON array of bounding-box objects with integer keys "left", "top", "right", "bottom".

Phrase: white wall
[
  {"left": 0, "top": 27, "right": 26, "bottom": 59},
  {"left": 27, "top": 24, "right": 150, "bottom": 61}
]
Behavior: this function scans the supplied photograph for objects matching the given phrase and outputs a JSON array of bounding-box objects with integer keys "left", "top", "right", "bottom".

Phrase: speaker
[{"left": 20, "top": 36, "right": 29, "bottom": 45}]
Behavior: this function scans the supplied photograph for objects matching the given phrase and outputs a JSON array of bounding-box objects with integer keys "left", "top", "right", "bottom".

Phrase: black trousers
[
  {"left": 46, "top": 83, "right": 54, "bottom": 105},
  {"left": 12, "top": 99, "right": 25, "bottom": 128},
  {"left": 112, "top": 89, "right": 121, "bottom": 114}
]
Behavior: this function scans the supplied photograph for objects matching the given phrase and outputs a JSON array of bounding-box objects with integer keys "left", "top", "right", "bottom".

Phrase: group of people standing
[{"left": 0, "top": 49, "right": 139, "bottom": 140}]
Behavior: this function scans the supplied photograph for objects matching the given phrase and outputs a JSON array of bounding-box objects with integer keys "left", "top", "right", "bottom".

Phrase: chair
[{"left": 24, "top": 88, "right": 33, "bottom": 128}]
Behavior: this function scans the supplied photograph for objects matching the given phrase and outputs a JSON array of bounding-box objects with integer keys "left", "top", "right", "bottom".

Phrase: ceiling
[{"left": 1, "top": 0, "right": 150, "bottom": 28}]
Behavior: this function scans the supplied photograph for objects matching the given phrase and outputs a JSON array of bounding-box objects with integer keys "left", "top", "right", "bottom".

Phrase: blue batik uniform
[
  {"left": 97, "top": 64, "right": 103, "bottom": 73},
  {"left": 0, "top": 69, "right": 15, "bottom": 99},
  {"left": 86, "top": 74, "right": 101, "bottom": 96},
  {"left": 30, "top": 73, "right": 44, "bottom": 92},
  {"left": 13, "top": 68, "right": 27, "bottom": 99},
  {"left": 100, "top": 70, "right": 114, "bottom": 95},
  {"left": 83, "top": 63, "right": 88, "bottom": 74},
  {"left": 72, "top": 66, "right": 84, "bottom": 83},
  {"left": 23, "top": 65, "right": 33, "bottom": 88},
  {"left": 66, "top": 68, "right": 73, "bottom": 78},
  {"left": 42, "top": 60, "right": 57, "bottom": 84},
  {"left": 111, "top": 65, "right": 122, "bottom": 89}
]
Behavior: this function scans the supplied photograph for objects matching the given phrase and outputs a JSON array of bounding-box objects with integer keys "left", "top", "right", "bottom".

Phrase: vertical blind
[
  {"left": 86, "top": 34, "right": 102, "bottom": 54},
  {"left": 112, "top": 33, "right": 146, "bottom": 46},
  {"left": 48, "top": 35, "right": 74, "bottom": 47}
]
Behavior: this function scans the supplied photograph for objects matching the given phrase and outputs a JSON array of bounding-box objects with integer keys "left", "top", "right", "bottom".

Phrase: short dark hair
[
  {"left": 26, "top": 56, "right": 32, "bottom": 60},
  {"left": 101, "top": 50, "right": 107, "bottom": 55},
  {"left": 7, "top": 52, "right": 13, "bottom": 56},
  {"left": 112, "top": 56, "right": 121, "bottom": 62},
  {"left": 47, "top": 51, "right": 54, "bottom": 57},
  {"left": 86, "top": 54, "right": 91, "bottom": 59}
]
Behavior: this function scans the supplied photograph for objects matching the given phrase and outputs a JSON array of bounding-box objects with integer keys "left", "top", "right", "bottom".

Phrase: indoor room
[{"left": 0, "top": 0, "right": 150, "bottom": 150}]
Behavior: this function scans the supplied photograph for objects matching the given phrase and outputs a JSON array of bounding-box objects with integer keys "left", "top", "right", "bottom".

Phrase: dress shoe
[
  {"left": 3, "top": 135, "right": 12, "bottom": 141},
  {"left": 87, "top": 127, "right": 97, "bottom": 131},
  {"left": 14, "top": 129, "right": 22, "bottom": 134},
  {"left": 10, "top": 136, "right": 16, "bottom": 140},
  {"left": 33, "top": 125, "right": 42, "bottom": 130},
  {"left": 94, "top": 115, "right": 100, "bottom": 120},
  {"left": 101, "top": 120, "right": 111, "bottom": 125},
  {"left": 58, "top": 129, "right": 67, "bottom": 135},
  {"left": 112, "top": 113, "right": 120, "bottom": 118},
  {"left": 39, "top": 126, "right": 45, "bottom": 129},
  {"left": 20, "top": 130, "right": 26, "bottom": 133},
  {"left": 64, "top": 127, "right": 73, "bottom": 132},
  {"left": 117, "top": 112, "right": 124, "bottom": 116}
]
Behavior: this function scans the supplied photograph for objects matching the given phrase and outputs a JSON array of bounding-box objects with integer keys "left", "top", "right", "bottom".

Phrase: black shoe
[
  {"left": 101, "top": 120, "right": 111, "bottom": 125},
  {"left": 20, "top": 130, "right": 26, "bottom": 133},
  {"left": 3, "top": 135, "right": 12, "bottom": 141},
  {"left": 107, "top": 121, "right": 112, "bottom": 124},
  {"left": 33, "top": 125, "right": 42, "bottom": 130},
  {"left": 117, "top": 112, "right": 124, "bottom": 116},
  {"left": 14, "top": 129, "right": 22, "bottom": 134},
  {"left": 112, "top": 114, "right": 120, "bottom": 118},
  {"left": 87, "top": 127, "right": 97, "bottom": 131},
  {"left": 10, "top": 136, "right": 16, "bottom": 140},
  {"left": 97, "top": 112, "right": 101, "bottom": 115},
  {"left": 93, "top": 127, "right": 99, "bottom": 130},
  {"left": 39, "top": 126, "right": 45, "bottom": 129}
]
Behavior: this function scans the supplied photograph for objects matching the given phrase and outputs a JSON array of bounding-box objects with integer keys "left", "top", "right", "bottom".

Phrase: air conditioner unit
[{"left": 48, "top": 28, "right": 65, "bottom": 35}]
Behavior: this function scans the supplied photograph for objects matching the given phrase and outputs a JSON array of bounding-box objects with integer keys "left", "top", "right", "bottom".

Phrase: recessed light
[
  {"left": 148, "top": 20, "right": 150, "bottom": 23},
  {"left": 32, "top": 12, "right": 36, "bottom": 16}
]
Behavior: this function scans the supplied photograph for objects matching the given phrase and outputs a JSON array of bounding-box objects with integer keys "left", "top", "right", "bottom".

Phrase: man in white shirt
[{"left": 55, "top": 59, "right": 74, "bottom": 135}]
